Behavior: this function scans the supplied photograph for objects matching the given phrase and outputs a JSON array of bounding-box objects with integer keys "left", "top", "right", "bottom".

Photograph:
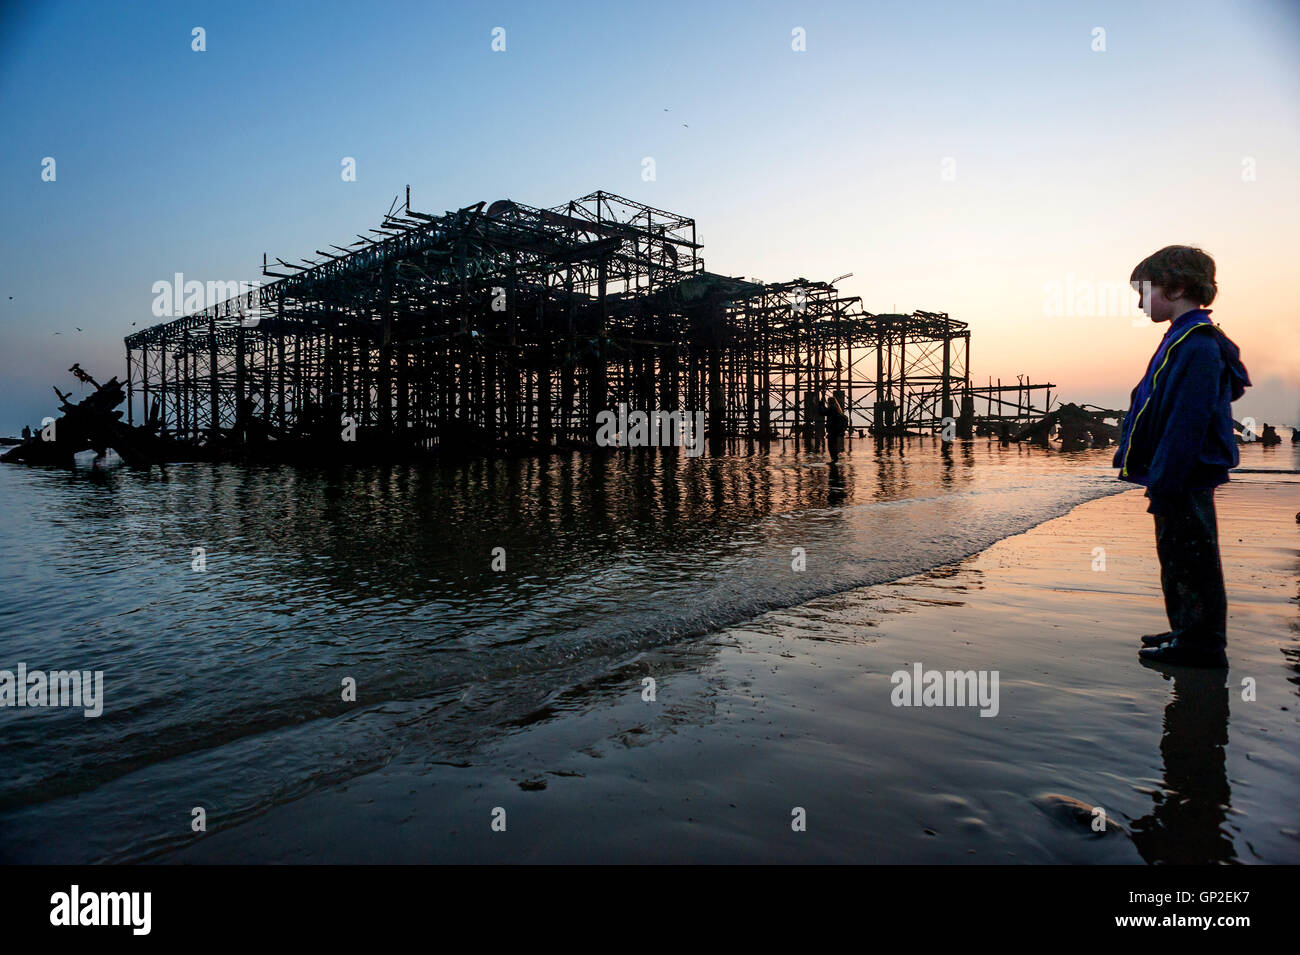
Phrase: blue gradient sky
[{"left": 2, "top": 0, "right": 1298, "bottom": 433}]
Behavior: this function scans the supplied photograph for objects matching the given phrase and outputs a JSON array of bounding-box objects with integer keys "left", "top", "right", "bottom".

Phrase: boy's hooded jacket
[{"left": 1113, "top": 309, "right": 1251, "bottom": 514}]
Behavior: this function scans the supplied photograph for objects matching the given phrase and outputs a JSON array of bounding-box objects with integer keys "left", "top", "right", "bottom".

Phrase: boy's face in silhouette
[
  {"left": 1131, "top": 280, "right": 1207, "bottom": 325},
  {"left": 1132, "top": 281, "right": 1173, "bottom": 324}
]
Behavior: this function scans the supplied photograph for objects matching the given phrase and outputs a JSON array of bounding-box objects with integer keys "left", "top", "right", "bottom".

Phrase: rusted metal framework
[
  {"left": 723, "top": 281, "right": 976, "bottom": 445},
  {"left": 124, "top": 189, "right": 1053, "bottom": 456}
]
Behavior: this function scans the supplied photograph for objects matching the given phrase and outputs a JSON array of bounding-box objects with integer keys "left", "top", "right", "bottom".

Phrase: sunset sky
[{"left": 2, "top": 0, "right": 1297, "bottom": 434}]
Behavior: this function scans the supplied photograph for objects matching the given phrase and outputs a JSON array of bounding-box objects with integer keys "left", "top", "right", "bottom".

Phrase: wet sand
[{"left": 168, "top": 479, "right": 1300, "bottom": 864}]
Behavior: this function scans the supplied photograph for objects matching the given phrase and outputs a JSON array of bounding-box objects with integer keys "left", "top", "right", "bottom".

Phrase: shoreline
[{"left": 156, "top": 478, "right": 1300, "bottom": 864}]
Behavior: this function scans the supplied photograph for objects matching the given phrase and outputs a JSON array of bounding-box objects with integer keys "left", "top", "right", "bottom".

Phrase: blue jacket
[{"left": 1112, "top": 309, "right": 1251, "bottom": 514}]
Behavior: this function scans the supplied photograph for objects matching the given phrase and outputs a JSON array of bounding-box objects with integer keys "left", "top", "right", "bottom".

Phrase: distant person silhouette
[
  {"left": 818, "top": 391, "right": 848, "bottom": 462},
  {"left": 1115, "top": 246, "right": 1251, "bottom": 668}
]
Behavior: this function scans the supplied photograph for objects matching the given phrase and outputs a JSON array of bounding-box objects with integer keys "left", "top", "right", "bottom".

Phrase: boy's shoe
[
  {"left": 1138, "top": 638, "right": 1228, "bottom": 669},
  {"left": 1140, "top": 631, "right": 1174, "bottom": 647}
]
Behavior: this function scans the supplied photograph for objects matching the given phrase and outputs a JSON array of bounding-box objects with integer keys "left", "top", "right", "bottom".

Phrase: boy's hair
[{"left": 1130, "top": 245, "right": 1217, "bottom": 305}]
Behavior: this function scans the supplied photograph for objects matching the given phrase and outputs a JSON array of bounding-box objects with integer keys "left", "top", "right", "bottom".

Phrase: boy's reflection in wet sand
[{"left": 1131, "top": 664, "right": 1235, "bottom": 864}]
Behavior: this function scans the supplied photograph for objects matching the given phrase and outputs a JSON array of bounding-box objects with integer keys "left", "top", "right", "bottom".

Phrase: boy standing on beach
[{"left": 1115, "top": 246, "right": 1251, "bottom": 668}]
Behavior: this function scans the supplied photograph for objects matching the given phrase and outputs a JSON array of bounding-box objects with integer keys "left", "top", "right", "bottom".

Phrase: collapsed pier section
[{"left": 125, "top": 190, "right": 1053, "bottom": 457}]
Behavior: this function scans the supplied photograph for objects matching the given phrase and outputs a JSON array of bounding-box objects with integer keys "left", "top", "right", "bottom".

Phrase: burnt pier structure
[{"left": 124, "top": 190, "right": 1054, "bottom": 457}]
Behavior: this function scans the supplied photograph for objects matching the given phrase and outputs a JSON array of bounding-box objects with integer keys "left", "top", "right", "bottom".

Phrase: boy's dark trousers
[{"left": 1153, "top": 487, "right": 1227, "bottom": 651}]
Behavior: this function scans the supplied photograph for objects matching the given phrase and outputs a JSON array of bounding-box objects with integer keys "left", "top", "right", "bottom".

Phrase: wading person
[
  {"left": 1115, "top": 246, "right": 1250, "bottom": 667},
  {"left": 818, "top": 391, "right": 849, "bottom": 462}
]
